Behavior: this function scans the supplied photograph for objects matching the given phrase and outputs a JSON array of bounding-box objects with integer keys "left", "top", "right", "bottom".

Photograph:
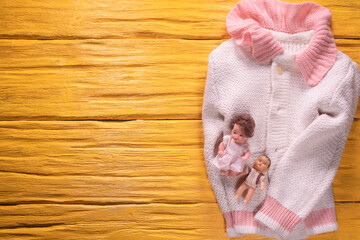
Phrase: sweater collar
[{"left": 226, "top": 0, "right": 337, "bottom": 87}]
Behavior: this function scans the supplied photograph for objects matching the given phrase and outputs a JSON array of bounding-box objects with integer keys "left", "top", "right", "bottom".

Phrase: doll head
[
  {"left": 230, "top": 114, "right": 255, "bottom": 144},
  {"left": 253, "top": 155, "right": 271, "bottom": 173}
]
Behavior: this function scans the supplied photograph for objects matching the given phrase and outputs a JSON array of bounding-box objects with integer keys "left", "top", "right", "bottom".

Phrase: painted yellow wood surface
[
  {"left": 0, "top": 0, "right": 359, "bottom": 39},
  {"left": 0, "top": 39, "right": 359, "bottom": 120},
  {"left": 0, "top": 120, "right": 360, "bottom": 240},
  {"left": 0, "top": 203, "right": 359, "bottom": 240},
  {"left": 0, "top": 120, "right": 359, "bottom": 203},
  {"left": 0, "top": 0, "right": 360, "bottom": 239}
]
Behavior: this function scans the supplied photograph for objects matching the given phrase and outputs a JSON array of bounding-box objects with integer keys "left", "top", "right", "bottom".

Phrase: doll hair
[
  {"left": 230, "top": 114, "right": 255, "bottom": 138},
  {"left": 263, "top": 155, "right": 271, "bottom": 168}
]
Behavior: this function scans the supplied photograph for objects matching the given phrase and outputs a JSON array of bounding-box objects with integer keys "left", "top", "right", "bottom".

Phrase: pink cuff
[{"left": 254, "top": 196, "right": 302, "bottom": 238}]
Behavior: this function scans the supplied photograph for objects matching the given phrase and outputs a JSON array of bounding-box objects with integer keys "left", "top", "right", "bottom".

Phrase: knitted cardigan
[{"left": 202, "top": 0, "right": 360, "bottom": 239}]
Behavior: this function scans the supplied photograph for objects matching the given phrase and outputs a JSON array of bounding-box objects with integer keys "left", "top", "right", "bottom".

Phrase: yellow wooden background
[{"left": 0, "top": 0, "right": 359, "bottom": 239}]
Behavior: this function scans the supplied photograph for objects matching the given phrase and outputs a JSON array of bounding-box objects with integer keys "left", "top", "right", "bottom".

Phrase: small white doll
[{"left": 213, "top": 114, "right": 255, "bottom": 177}]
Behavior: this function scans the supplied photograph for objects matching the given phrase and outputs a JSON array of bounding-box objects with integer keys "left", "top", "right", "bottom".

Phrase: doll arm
[
  {"left": 202, "top": 53, "right": 232, "bottom": 217},
  {"left": 218, "top": 141, "right": 225, "bottom": 156},
  {"left": 254, "top": 62, "right": 360, "bottom": 239},
  {"left": 241, "top": 142, "right": 250, "bottom": 160},
  {"left": 260, "top": 180, "right": 266, "bottom": 190},
  {"left": 218, "top": 135, "right": 230, "bottom": 156}
]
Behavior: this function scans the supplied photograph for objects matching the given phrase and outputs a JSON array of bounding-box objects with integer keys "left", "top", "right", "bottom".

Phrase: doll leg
[
  {"left": 235, "top": 182, "right": 249, "bottom": 199},
  {"left": 244, "top": 187, "right": 255, "bottom": 204}
]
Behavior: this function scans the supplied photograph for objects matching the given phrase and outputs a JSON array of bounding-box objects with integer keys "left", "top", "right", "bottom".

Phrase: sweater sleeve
[
  {"left": 254, "top": 62, "right": 360, "bottom": 238},
  {"left": 202, "top": 54, "right": 232, "bottom": 215}
]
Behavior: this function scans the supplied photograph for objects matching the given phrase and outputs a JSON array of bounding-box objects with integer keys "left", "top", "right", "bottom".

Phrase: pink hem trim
[
  {"left": 224, "top": 206, "right": 337, "bottom": 232},
  {"left": 226, "top": 0, "right": 337, "bottom": 86},
  {"left": 224, "top": 211, "right": 263, "bottom": 228},
  {"left": 304, "top": 207, "right": 336, "bottom": 229},
  {"left": 224, "top": 211, "right": 234, "bottom": 228},
  {"left": 258, "top": 196, "right": 301, "bottom": 232}
]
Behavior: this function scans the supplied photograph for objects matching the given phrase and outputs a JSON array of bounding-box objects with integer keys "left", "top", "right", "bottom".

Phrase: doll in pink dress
[{"left": 213, "top": 114, "right": 255, "bottom": 177}]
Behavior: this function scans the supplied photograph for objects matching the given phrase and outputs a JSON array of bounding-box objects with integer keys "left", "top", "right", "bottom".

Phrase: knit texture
[
  {"left": 226, "top": 0, "right": 337, "bottom": 86},
  {"left": 202, "top": 0, "right": 360, "bottom": 239}
]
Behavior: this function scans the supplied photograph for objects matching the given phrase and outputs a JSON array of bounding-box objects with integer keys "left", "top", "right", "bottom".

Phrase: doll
[
  {"left": 213, "top": 114, "right": 255, "bottom": 177},
  {"left": 235, "top": 155, "right": 271, "bottom": 204}
]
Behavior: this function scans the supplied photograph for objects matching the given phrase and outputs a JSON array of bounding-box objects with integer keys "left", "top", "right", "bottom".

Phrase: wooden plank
[
  {"left": 0, "top": 202, "right": 358, "bottom": 240},
  {"left": 0, "top": 120, "right": 359, "bottom": 204},
  {"left": 0, "top": 0, "right": 359, "bottom": 40},
  {"left": 0, "top": 39, "right": 216, "bottom": 120},
  {"left": 0, "top": 39, "right": 359, "bottom": 120},
  {"left": 0, "top": 120, "right": 213, "bottom": 204}
]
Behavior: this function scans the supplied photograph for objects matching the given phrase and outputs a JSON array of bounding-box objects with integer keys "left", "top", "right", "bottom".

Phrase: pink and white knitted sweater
[{"left": 202, "top": 0, "right": 360, "bottom": 239}]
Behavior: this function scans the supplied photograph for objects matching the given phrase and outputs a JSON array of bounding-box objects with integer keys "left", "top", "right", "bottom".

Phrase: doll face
[
  {"left": 231, "top": 124, "right": 248, "bottom": 144},
  {"left": 254, "top": 156, "right": 270, "bottom": 173}
]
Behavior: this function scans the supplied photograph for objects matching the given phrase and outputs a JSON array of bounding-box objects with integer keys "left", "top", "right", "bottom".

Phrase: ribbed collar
[{"left": 226, "top": 0, "right": 337, "bottom": 86}]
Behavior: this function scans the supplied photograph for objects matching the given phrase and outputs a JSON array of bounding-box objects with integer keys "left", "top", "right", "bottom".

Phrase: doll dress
[{"left": 213, "top": 135, "right": 249, "bottom": 173}]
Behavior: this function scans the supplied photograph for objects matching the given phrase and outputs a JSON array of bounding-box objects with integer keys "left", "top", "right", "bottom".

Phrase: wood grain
[
  {"left": 0, "top": 0, "right": 359, "bottom": 40},
  {"left": 0, "top": 120, "right": 359, "bottom": 204},
  {"left": 1, "top": 0, "right": 360, "bottom": 239},
  {"left": 0, "top": 39, "right": 359, "bottom": 120},
  {"left": 0, "top": 203, "right": 359, "bottom": 240}
]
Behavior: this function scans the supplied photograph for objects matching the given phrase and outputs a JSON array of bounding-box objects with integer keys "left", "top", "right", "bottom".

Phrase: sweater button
[{"left": 276, "top": 65, "right": 284, "bottom": 75}]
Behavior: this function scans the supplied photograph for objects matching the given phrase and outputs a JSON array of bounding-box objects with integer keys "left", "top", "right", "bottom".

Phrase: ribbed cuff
[
  {"left": 226, "top": 227, "right": 240, "bottom": 238},
  {"left": 254, "top": 196, "right": 302, "bottom": 239}
]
